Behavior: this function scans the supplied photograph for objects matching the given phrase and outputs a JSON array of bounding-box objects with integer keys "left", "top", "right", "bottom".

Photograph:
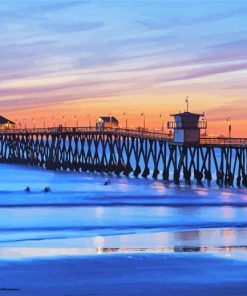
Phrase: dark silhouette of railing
[
  {"left": 0, "top": 126, "right": 170, "bottom": 139},
  {"left": 200, "top": 137, "right": 247, "bottom": 146}
]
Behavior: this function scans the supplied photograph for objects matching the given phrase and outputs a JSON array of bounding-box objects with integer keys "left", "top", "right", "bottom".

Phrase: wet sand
[{"left": 1, "top": 253, "right": 247, "bottom": 296}]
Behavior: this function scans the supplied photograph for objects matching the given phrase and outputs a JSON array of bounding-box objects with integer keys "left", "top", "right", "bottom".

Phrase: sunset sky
[{"left": 1, "top": 0, "right": 247, "bottom": 136}]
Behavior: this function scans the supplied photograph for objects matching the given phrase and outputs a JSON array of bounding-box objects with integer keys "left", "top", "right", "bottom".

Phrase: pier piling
[{"left": 0, "top": 128, "right": 246, "bottom": 187}]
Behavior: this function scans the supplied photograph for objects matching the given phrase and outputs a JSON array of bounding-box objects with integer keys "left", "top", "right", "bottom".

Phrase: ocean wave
[
  {"left": 1, "top": 201, "right": 247, "bottom": 208},
  {"left": 1, "top": 222, "right": 247, "bottom": 233}
]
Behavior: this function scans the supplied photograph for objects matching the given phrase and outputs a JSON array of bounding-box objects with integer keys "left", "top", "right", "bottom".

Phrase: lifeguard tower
[
  {"left": 167, "top": 99, "right": 207, "bottom": 144},
  {"left": 168, "top": 112, "right": 207, "bottom": 144}
]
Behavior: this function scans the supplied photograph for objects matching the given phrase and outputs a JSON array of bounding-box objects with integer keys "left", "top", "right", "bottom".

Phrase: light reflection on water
[
  {"left": 1, "top": 245, "right": 247, "bottom": 261},
  {"left": 151, "top": 181, "right": 168, "bottom": 193},
  {"left": 222, "top": 206, "right": 235, "bottom": 219},
  {"left": 1, "top": 228, "right": 247, "bottom": 260}
]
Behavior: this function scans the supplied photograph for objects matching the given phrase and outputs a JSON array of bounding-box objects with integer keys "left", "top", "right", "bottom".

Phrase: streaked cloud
[
  {"left": 157, "top": 62, "right": 247, "bottom": 83},
  {"left": 42, "top": 21, "right": 104, "bottom": 34},
  {"left": 0, "top": 0, "right": 247, "bottom": 135},
  {"left": 137, "top": 7, "right": 247, "bottom": 31}
]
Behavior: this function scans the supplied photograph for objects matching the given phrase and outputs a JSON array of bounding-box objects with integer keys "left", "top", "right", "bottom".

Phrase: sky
[{"left": 0, "top": 0, "right": 247, "bottom": 136}]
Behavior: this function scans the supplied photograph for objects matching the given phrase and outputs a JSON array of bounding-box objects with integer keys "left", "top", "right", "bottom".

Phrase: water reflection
[
  {"left": 222, "top": 229, "right": 235, "bottom": 247},
  {"left": 221, "top": 191, "right": 233, "bottom": 199},
  {"left": 2, "top": 228, "right": 247, "bottom": 257},
  {"left": 174, "top": 230, "right": 201, "bottom": 246},
  {"left": 222, "top": 206, "right": 235, "bottom": 219},
  {"left": 196, "top": 188, "right": 209, "bottom": 196},
  {"left": 152, "top": 181, "right": 167, "bottom": 193},
  {"left": 93, "top": 236, "right": 105, "bottom": 247},
  {"left": 1, "top": 245, "right": 247, "bottom": 260}
]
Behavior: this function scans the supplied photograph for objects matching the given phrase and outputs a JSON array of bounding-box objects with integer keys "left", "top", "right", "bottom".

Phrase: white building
[{"left": 96, "top": 116, "right": 119, "bottom": 130}]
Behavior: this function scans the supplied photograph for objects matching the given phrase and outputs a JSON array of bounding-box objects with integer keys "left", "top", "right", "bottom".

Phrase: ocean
[
  {"left": 1, "top": 164, "right": 247, "bottom": 295},
  {"left": 1, "top": 164, "right": 247, "bottom": 257}
]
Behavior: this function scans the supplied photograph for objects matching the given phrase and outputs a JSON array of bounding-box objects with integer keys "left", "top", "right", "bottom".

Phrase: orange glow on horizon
[{"left": 5, "top": 91, "right": 247, "bottom": 138}]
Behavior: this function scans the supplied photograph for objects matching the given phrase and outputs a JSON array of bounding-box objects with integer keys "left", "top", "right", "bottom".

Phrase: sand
[{"left": 1, "top": 253, "right": 247, "bottom": 296}]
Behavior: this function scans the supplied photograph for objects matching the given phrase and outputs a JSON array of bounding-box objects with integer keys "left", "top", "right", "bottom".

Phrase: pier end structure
[{"left": 168, "top": 112, "right": 206, "bottom": 144}]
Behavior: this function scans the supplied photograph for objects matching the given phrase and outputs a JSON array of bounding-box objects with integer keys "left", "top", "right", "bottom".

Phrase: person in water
[
  {"left": 44, "top": 187, "right": 50, "bottom": 192},
  {"left": 104, "top": 179, "right": 110, "bottom": 185}
]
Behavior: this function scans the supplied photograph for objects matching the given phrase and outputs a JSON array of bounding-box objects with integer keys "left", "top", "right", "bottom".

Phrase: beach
[
  {"left": 1, "top": 164, "right": 247, "bottom": 295},
  {"left": 1, "top": 253, "right": 247, "bottom": 296},
  {"left": 1, "top": 0, "right": 247, "bottom": 293}
]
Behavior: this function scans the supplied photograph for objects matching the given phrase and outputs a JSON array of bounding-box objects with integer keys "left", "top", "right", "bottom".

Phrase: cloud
[
  {"left": 42, "top": 21, "right": 104, "bottom": 34},
  {"left": 137, "top": 7, "right": 247, "bottom": 31},
  {"left": 221, "top": 83, "right": 247, "bottom": 90},
  {"left": 108, "top": 33, "right": 177, "bottom": 47},
  {"left": 33, "top": 0, "right": 89, "bottom": 12},
  {"left": 110, "top": 37, "right": 247, "bottom": 75},
  {"left": 0, "top": 80, "right": 99, "bottom": 97},
  {"left": 0, "top": 0, "right": 88, "bottom": 14},
  {"left": 157, "top": 62, "right": 247, "bottom": 83},
  {"left": 0, "top": 74, "right": 153, "bottom": 111},
  {"left": 0, "top": 92, "right": 118, "bottom": 112},
  {"left": 0, "top": 0, "right": 247, "bottom": 127},
  {"left": 205, "top": 99, "right": 247, "bottom": 122},
  {"left": 208, "top": 38, "right": 247, "bottom": 50}
]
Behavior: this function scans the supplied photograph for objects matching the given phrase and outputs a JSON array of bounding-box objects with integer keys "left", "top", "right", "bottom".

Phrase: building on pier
[
  {"left": 167, "top": 112, "right": 207, "bottom": 144},
  {"left": 0, "top": 116, "right": 15, "bottom": 130},
  {"left": 96, "top": 116, "right": 119, "bottom": 130}
]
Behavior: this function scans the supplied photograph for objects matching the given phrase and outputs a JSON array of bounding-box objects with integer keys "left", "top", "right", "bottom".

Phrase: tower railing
[{"left": 167, "top": 121, "right": 207, "bottom": 129}]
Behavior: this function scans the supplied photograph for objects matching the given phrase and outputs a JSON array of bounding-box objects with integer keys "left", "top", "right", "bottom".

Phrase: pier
[{"left": 0, "top": 126, "right": 246, "bottom": 186}]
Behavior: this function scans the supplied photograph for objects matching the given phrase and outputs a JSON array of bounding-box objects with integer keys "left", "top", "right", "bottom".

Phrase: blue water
[{"left": 0, "top": 164, "right": 247, "bottom": 259}]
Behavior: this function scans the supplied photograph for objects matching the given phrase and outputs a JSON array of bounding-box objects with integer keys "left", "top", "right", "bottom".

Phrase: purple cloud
[
  {"left": 157, "top": 62, "right": 247, "bottom": 83},
  {"left": 205, "top": 99, "right": 247, "bottom": 122},
  {"left": 111, "top": 38, "right": 247, "bottom": 75}
]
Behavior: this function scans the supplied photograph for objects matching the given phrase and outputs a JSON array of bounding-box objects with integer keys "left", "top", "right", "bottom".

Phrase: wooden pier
[{"left": 0, "top": 127, "right": 246, "bottom": 186}]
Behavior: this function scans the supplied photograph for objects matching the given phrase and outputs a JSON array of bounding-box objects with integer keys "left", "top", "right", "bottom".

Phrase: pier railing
[
  {"left": 200, "top": 137, "right": 247, "bottom": 146},
  {"left": 0, "top": 126, "right": 171, "bottom": 140},
  {"left": 0, "top": 126, "right": 247, "bottom": 146}
]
